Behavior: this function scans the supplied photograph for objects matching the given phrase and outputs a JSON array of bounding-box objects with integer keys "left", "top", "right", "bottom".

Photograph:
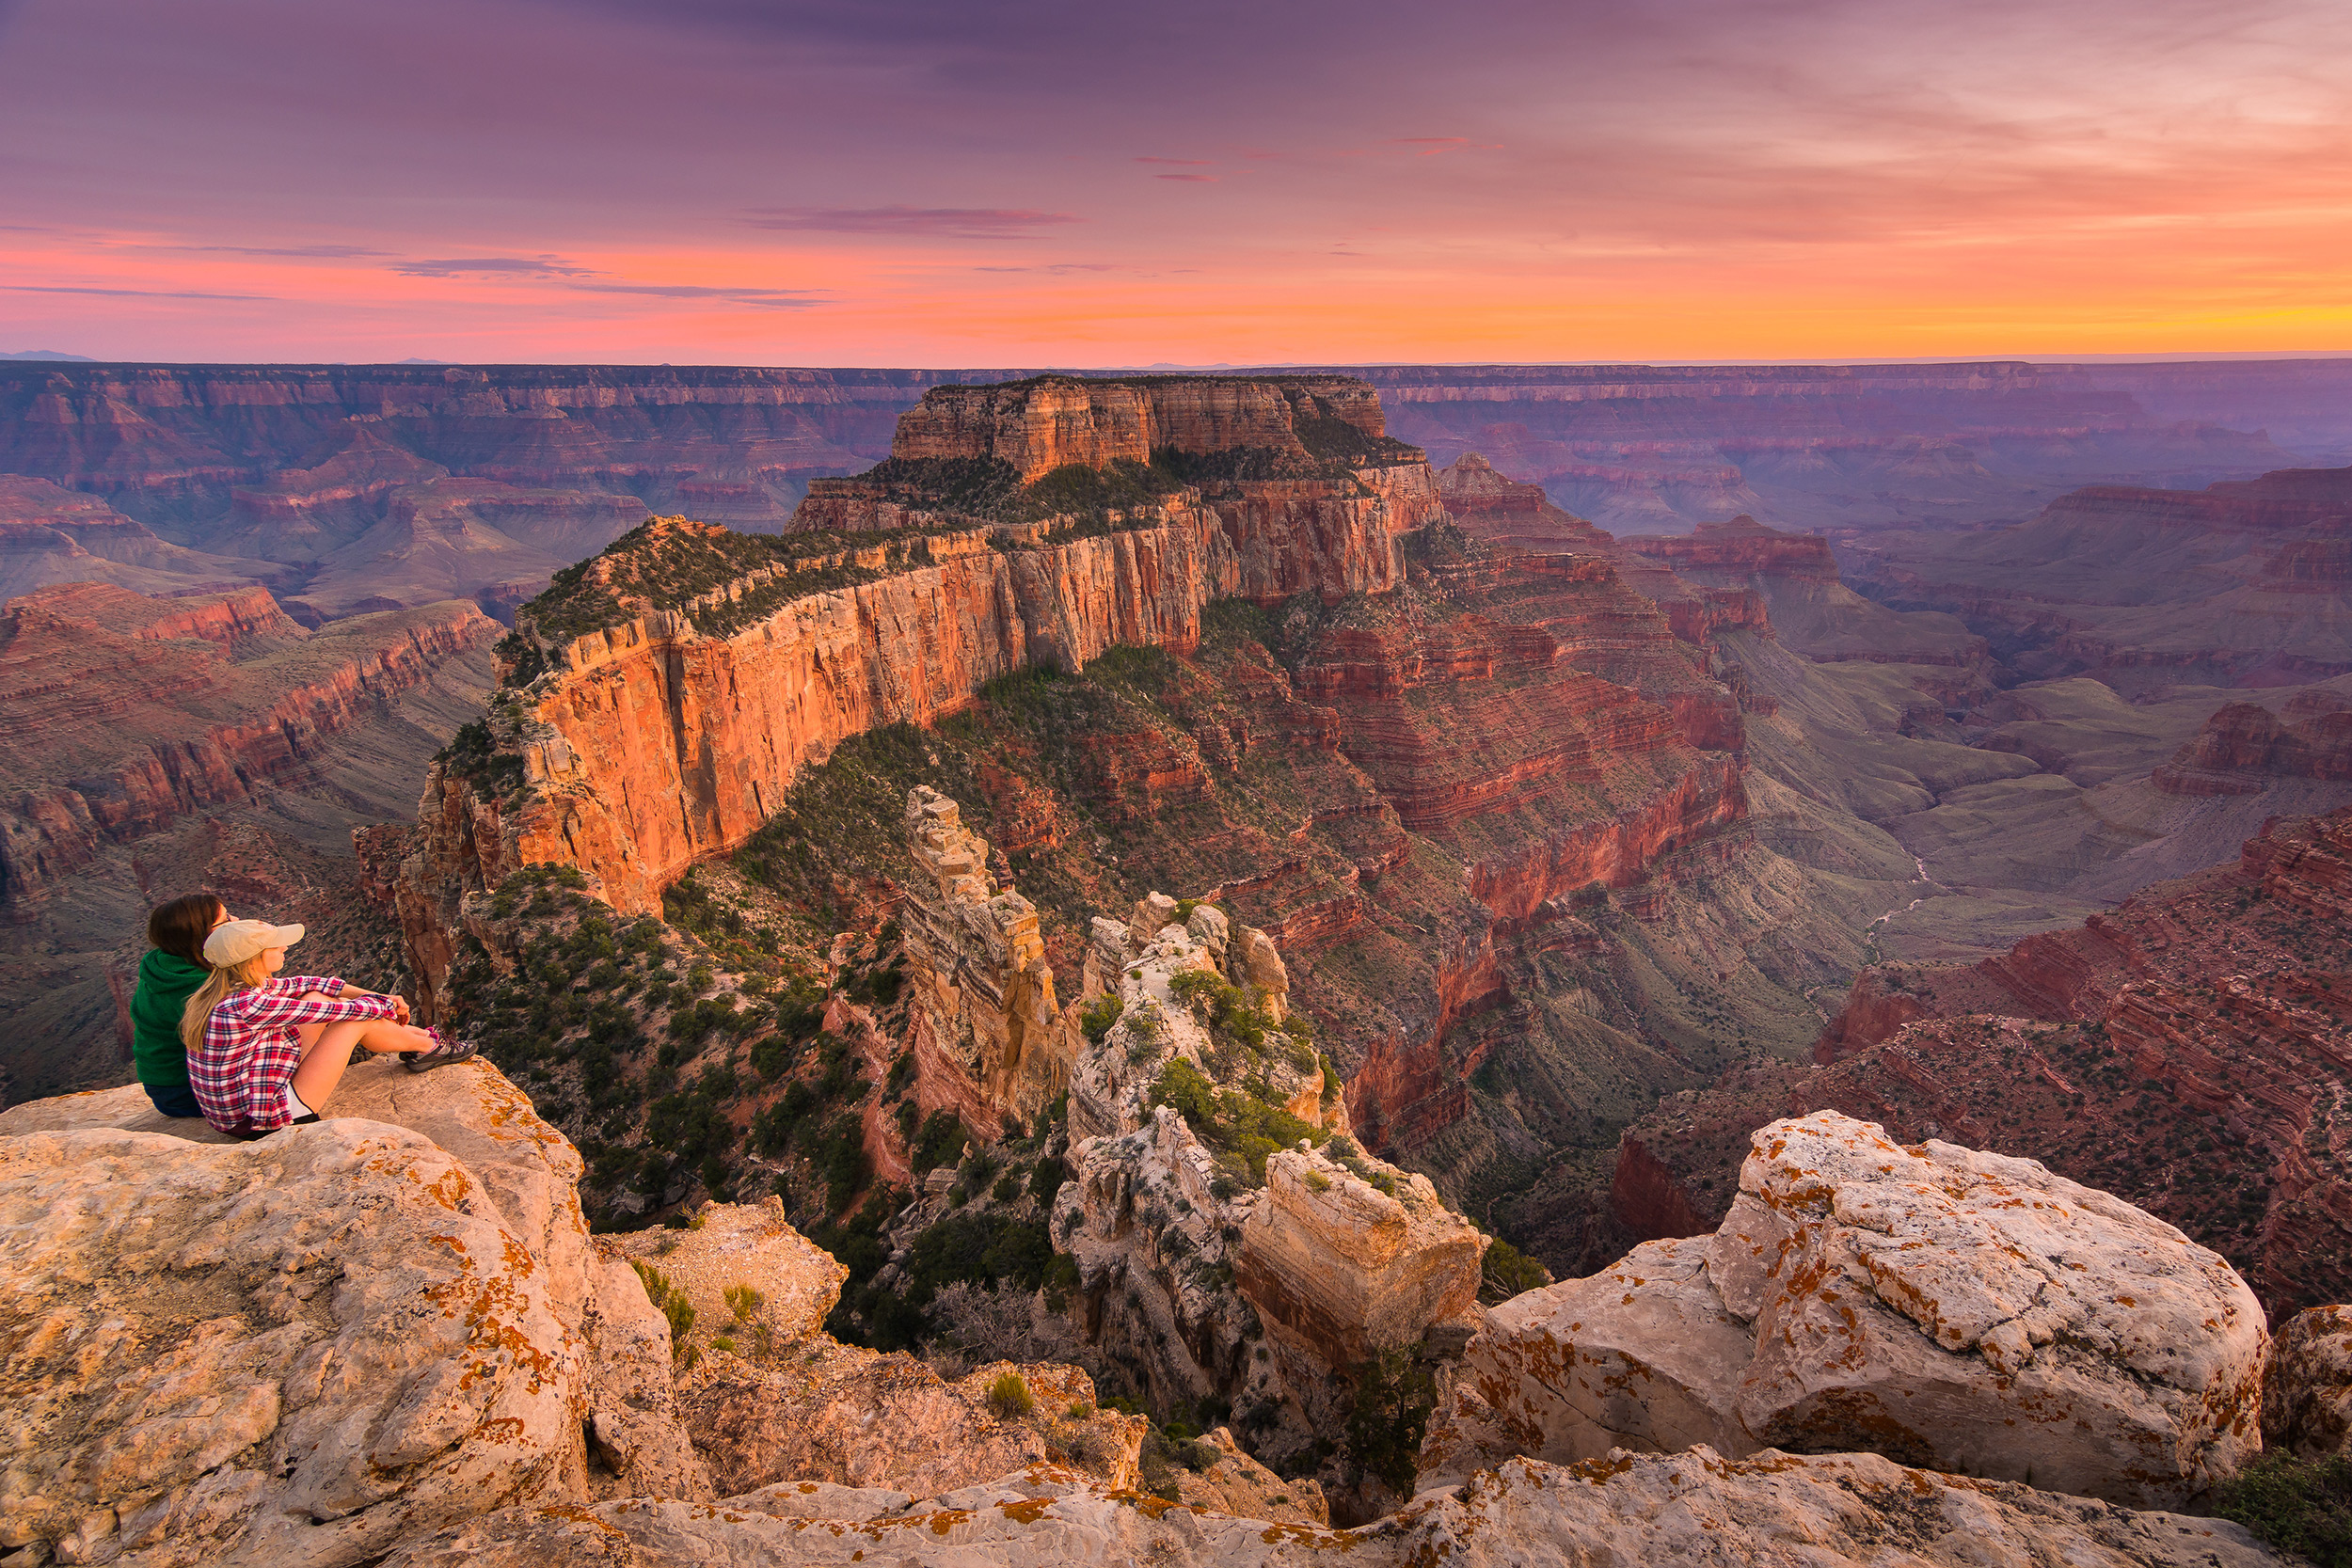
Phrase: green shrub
[
  {"left": 903, "top": 1211, "right": 1057, "bottom": 1297},
  {"left": 724, "top": 1283, "right": 765, "bottom": 1323},
  {"left": 1027, "top": 1154, "right": 1069, "bottom": 1202},
  {"left": 630, "top": 1260, "right": 697, "bottom": 1357},
  {"left": 1079, "top": 994, "right": 1124, "bottom": 1043},
  {"left": 912, "top": 1109, "right": 966, "bottom": 1173},
  {"left": 1480, "top": 1238, "right": 1552, "bottom": 1305},
  {"left": 1149, "top": 1058, "right": 1330, "bottom": 1184},
  {"left": 986, "top": 1371, "right": 1036, "bottom": 1418},
  {"left": 2216, "top": 1451, "right": 2352, "bottom": 1567},
  {"left": 1344, "top": 1344, "right": 1437, "bottom": 1494},
  {"left": 816, "top": 1114, "right": 870, "bottom": 1212}
]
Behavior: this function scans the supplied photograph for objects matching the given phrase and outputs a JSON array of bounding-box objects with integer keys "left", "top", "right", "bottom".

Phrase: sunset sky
[{"left": 3, "top": 0, "right": 2348, "bottom": 365}]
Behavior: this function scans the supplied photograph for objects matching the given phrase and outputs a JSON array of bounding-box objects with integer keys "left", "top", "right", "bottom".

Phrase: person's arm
[
  {"left": 234, "top": 986, "right": 398, "bottom": 1029},
  {"left": 329, "top": 977, "right": 413, "bottom": 1022}
]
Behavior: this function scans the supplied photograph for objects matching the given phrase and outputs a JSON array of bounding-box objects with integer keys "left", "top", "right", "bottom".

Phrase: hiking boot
[{"left": 399, "top": 1033, "right": 479, "bottom": 1073}]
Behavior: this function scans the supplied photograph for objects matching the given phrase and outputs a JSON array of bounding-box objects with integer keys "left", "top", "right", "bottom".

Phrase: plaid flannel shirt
[{"left": 188, "top": 976, "right": 397, "bottom": 1134}]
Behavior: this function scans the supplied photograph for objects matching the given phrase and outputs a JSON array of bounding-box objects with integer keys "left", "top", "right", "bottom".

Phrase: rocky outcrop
[
  {"left": 0, "top": 581, "right": 498, "bottom": 908},
  {"left": 602, "top": 1195, "right": 848, "bottom": 1345},
  {"left": 2153, "top": 697, "right": 2352, "bottom": 795},
  {"left": 1623, "top": 514, "right": 1840, "bottom": 580},
  {"left": 0, "top": 950, "right": 2310, "bottom": 1567},
  {"left": 1054, "top": 897, "right": 1479, "bottom": 1485},
  {"left": 676, "top": 1350, "right": 1145, "bottom": 1499},
  {"left": 0, "top": 1122, "right": 585, "bottom": 1568},
  {"left": 0, "top": 1056, "right": 706, "bottom": 1567},
  {"left": 1232, "top": 1146, "right": 1483, "bottom": 1370},
  {"left": 375, "top": 1448, "right": 2286, "bottom": 1568},
  {"left": 2262, "top": 1305, "right": 2352, "bottom": 1459},
  {"left": 899, "top": 786, "right": 1078, "bottom": 1131},
  {"left": 1435, "top": 451, "right": 1615, "bottom": 554},
  {"left": 1169, "top": 1425, "right": 1329, "bottom": 1525},
  {"left": 1422, "top": 1112, "right": 2267, "bottom": 1510},
  {"left": 884, "top": 374, "right": 1392, "bottom": 482}
]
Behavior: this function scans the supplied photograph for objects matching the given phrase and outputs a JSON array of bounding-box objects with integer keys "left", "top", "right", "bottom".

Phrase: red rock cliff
[
  {"left": 888, "top": 375, "right": 1391, "bottom": 481},
  {"left": 389, "top": 485, "right": 1411, "bottom": 1016}
]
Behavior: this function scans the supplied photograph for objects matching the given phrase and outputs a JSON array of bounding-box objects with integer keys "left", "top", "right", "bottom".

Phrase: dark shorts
[{"left": 143, "top": 1081, "right": 203, "bottom": 1118}]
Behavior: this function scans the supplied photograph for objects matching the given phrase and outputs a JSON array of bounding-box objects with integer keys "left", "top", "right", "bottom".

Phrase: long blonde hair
[{"left": 181, "top": 954, "right": 275, "bottom": 1050}]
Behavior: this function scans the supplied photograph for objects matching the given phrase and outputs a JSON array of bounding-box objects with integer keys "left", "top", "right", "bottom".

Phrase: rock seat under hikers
[
  {"left": 0, "top": 1057, "right": 707, "bottom": 1567},
  {"left": 1419, "top": 1110, "right": 2268, "bottom": 1509}
]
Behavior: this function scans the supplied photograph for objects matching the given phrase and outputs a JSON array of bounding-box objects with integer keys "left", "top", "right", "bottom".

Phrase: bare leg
[{"left": 290, "top": 998, "right": 438, "bottom": 1115}]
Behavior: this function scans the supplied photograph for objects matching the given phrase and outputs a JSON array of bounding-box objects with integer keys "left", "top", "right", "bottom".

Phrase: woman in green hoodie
[{"left": 131, "top": 892, "right": 230, "bottom": 1117}]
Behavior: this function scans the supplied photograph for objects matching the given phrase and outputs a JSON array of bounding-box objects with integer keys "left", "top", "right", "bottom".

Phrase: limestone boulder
[
  {"left": 0, "top": 1059, "right": 714, "bottom": 1523},
  {"left": 0, "top": 1122, "right": 585, "bottom": 1568},
  {"left": 377, "top": 1449, "right": 2286, "bottom": 1568},
  {"left": 1172, "top": 1426, "right": 1329, "bottom": 1526},
  {"left": 2263, "top": 1305, "right": 2352, "bottom": 1458},
  {"left": 0, "top": 1058, "right": 591, "bottom": 1325},
  {"left": 576, "top": 1251, "right": 713, "bottom": 1503},
  {"left": 602, "top": 1194, "right": 848, "bottom": 1347},
  {"left": 1423, "top": 1111, "right": 2267, "bottom": 1508},
  {"left": 671, "top": 1338, "right": 1144, "bottom": 1499},
  {"left": 1235, "top": 1145, "right": 1483, "bottom": 1370}
]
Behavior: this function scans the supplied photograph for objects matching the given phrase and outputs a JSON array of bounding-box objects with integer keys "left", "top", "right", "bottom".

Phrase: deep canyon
[{"left": 3, "top": 360, "right": 2350, "bottom": 1560}]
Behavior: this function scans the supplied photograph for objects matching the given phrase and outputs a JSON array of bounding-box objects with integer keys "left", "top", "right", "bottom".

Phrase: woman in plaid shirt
[{"left": 181, "top": 918, "right": 476, "bottom": 1136}]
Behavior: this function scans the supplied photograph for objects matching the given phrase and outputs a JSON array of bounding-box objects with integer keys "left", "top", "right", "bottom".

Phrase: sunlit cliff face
[{"left": 1, "top": 0, "right": 2348, "bottom": 363}]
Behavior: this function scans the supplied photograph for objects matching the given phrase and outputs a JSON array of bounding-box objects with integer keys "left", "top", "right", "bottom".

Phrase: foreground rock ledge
[
  {"left": 0, "top": 1069, "right": 2295, "bottom": 1567},
  {"left": 375, "top": 1449, "right": 2281, "bottom": 1568},
  {"left": 0, "top": 1121, "right": 587, "bottom": 1568},
  {"left": 1421, "top": 1110, "right": 2268, "bottom": 1508}
]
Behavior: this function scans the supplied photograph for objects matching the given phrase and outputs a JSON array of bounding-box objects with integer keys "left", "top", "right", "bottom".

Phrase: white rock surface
[
  {"left": 0, "top": 1121, "right": 586, "bottom": 1568},
  {"left": 374, "top": 1449, "right": 2288, "bottom": 1568},
  {"left": 1423, "top": 1111, "right": 2268, "bottom": 1508}
]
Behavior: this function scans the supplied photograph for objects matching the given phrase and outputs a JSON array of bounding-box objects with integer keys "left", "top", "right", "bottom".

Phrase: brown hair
[
  {"left": 148, "top": 893, "right": 227, "bottom": 966},
  {"left": 181, "top": 952, "right": 273, "bottom": 1051}
]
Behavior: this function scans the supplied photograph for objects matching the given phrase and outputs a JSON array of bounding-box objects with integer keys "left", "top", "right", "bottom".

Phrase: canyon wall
[
  {"left": 1843, "top": 462, "right": 2352, "bottom": 689},
  {"left": 1609, "top": 806, "right": 2352, "bottom": 1319},
  {"left": 389, "top": 485, "right": 1409, "bottom": 1017},
  {"left": 1331, "top": 359, "right": 2333, "bottom": 533},
  {"left": 887, "top": 375, "right": 1391, "bottom": 480},
  {"left": 0, "top": 581, "right": 498, "bottom": 909}
]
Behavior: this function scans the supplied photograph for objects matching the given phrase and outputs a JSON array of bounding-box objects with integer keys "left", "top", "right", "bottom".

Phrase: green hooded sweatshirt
[{"left": 131, "top": 948, "right": 208, "bottom": 1088}]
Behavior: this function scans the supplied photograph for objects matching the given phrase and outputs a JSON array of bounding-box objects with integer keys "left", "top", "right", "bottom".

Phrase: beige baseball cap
[{"left": 202, "top": 918, "right": 306, "bottom": 967}]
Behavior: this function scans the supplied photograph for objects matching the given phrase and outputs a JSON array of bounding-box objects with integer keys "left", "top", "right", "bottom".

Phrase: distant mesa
[{"left": 0, "top": 349, "right": 96, "bottom": 361}]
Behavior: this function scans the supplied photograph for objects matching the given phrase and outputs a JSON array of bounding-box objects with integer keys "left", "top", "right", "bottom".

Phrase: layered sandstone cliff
[{"left": 885, "top": 374, "right": 1395, "bottom": 482}]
